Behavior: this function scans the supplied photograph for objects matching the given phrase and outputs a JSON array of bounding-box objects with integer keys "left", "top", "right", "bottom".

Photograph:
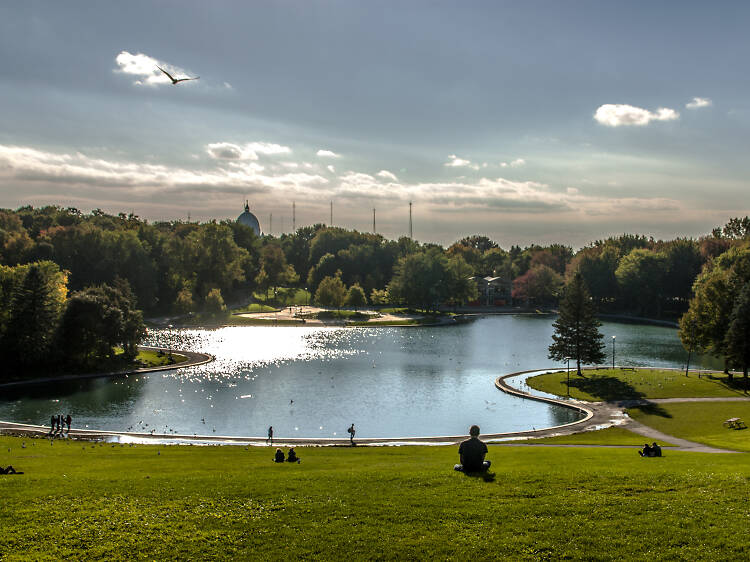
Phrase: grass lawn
[
  {"left": 231, "top": 303, "right": 279, "bottom": 313},
  {"left": 518, "top": 426, "right": 674, "bottom": 447},
  {"left": 254, "top": 287, "right": 310, "bottom": 306},
  {"left": 134, "top": 349, "right": 188, "bottom": 367},
  {"left": 627, "top": 402, "right": 750, "bottom": 452},
  {"left": 527, "top": 368, "right": 749, "bottom": 401},
  {"left": 1, "top": 436, "right": 749, "bottom": 560}
]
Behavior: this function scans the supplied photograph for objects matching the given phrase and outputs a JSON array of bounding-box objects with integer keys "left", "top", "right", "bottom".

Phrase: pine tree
[
  {"left": 548, "top": 272, "right": 606, "bottom": 375},
  {"left": 725, "top": 281, "right": 750, "bottom": 378}
]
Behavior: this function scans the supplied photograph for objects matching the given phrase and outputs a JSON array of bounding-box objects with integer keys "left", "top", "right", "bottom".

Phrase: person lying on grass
[
  {"left": 0, "top": 465, "right": 22, "bottom": 474},
  {"left": 454, "top": 425, "right": 491, "bottom": 473}
]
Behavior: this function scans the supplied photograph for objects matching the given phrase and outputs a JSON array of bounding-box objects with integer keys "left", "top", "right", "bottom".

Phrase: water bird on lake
[{"left": 156, "top": 65, "right": 199, "bottom": 84}]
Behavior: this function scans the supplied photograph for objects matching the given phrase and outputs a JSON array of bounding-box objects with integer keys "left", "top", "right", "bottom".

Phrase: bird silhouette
[{"left": 156, "top": 65, "right": 199, "bottom": 84}]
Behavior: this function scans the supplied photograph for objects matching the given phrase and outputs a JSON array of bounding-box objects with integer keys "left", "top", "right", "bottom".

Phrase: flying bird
[{"left": 156, "top": 65, "right": 199, "bottom": 84}]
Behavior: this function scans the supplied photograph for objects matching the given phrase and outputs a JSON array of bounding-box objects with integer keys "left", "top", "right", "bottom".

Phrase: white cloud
[
  {"left": 327, "top": 165, "right": 336, "bottom": 173},
  {"left": 114, "top": 51, "right": 197, "bottom": 87},
  {"left": 499, "top": 158, "right": 525, "bottom": 168},
  {"left": 686, "top": 97, "right": 712, "bottom": 109},
  {"left": 444, "top": 154, "right": 479, "bottom": 170},
  {"left": 223, "top": 82, "right": 233, "bottom": 90},
  {"left": 566, "top": 187, "right": 579, "bottom": 194},
  {"left": 317, "top": 149, "right": 341, "bottom": 158},
  {"left": 206, "top": 142, "right": 291, "bottom": 161},
  {"left": 376, "top": 170, "right": 398, "bottom": 181},
  {"left": 594, "top": 104, "right": 679, "bottom": 126}
]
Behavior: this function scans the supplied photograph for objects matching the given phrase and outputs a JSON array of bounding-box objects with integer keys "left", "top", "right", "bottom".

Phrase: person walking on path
[
  {"left": 65, "top": 414, "right": 72, "bottom": 433},
  {"left": 454, "top": 425, "right": 491, "bottom": 473},
  {"left": 347, "top": 423, "right": 356, "bottom": 445},
  {"left": 267, "top": 426, "right": 273, "bottom": 445}
]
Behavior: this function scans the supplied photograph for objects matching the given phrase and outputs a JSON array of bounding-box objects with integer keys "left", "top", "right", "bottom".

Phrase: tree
[
  {"left": 369, "top": 288, "right": 390, "bottom": 305},
  {"left": 548, "top": 273, "right": 606, "bottom": 375},
  {"left": 345, "top": 284, "right": 367, "bottom": 310},
  {"left": 725, "top": 282, "right": 750, "bottom": 378},
  {"left": 4, "top": 262, "right": 68, "bottom": 366},
  {"left": 315, "top": 275, "right": 346, "bottom": 310},
  {"left": 204, "top": 288, "right": 227, "bottom": 317},
  {"left": 511, "top": 264, "right": 563, "bottom": 306},
  {"left": 615, "top": 248, "right": 668, "bottom": 316}
]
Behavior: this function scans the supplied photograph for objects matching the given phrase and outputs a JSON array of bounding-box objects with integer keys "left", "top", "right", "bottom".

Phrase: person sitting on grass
[
  {"left": 650, "top": 442, "right": 662, "bottom": 457},
  {"left": 0, "top": 466, "right": 21, "bottom": 474},
  {"left": 273, "top": 448, "right": 285, "bottom": 463},
  {"left": 638, "top": 443, "right": 652, "bottom": 457},
  {"left": 454, "top": 425, "right": 491, "bottom": 473},
  {"left": 287, "top": 447, "right": 300, "bottom": 463}
]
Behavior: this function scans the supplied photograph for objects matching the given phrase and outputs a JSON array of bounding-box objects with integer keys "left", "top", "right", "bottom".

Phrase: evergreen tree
[
  {"left": 548, "top": 272, "right": 606, "bottom": 375},
  {"left": 725, "top": 282, "right": 750, "bottom": 378}
]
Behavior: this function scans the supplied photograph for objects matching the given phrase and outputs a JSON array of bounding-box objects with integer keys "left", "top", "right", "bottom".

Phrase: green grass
[
  {"left": 254, "top": 287, "right": 311, "bottom": 306},
  {"left": 627, "top": 402, "right": 750, "bottom": 452},
  {"left": 231, "top": 303, "right": 278, "bottom": 313},
  {"left": 527, "top": 368, "right": 749, "bottom": 401},
  {"left": 518, "top": 426, "right": 674, "bottom": 446},
  {"left": 134, "top": 349, "right": 188, "bottom": 367},
  {"left": 1, "top": 435, "right": 749, "bottom": 560}
]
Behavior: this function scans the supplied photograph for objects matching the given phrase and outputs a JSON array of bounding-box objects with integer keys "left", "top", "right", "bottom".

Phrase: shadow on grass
[
  {"left": 568, "top": 375, "right": 672, "bottom": 418},
  {"left": 461, "top": 470, "right": 496, "bottom": 483}
]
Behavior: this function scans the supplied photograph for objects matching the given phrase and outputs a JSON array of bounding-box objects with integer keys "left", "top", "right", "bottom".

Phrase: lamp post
[
  {"left": 685, "top": 320, "right": 695, "bottom": 377},
  {"left": 612, "top": 335, "right": 616, "bottom": 370},
  {"left": 167, "top": 324, "right": 173, "bottom": 361},
  {"left": 567, "top": 358, "right": 570, "bottom": 396}
]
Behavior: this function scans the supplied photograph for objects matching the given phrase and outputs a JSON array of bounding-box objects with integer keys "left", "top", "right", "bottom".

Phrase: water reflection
[{"left": 0, "top": 316, "right": 704, "bottom": 438}]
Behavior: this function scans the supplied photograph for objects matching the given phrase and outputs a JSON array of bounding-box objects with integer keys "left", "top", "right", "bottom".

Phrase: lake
[{"left": 0, "top": 315, "right": 712, "bottom": 439}]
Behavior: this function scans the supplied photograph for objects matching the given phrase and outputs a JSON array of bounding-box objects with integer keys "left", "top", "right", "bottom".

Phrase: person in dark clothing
[
  {"left": 347, "top": 423, "right": 356, "bottom": 445},
  {"left": 650, "top": 442, "right": 662, "bottom": 457},
  {"left": 639, "top": 443, "right": 653, "bottom": 457},
  {"left": 0, "top": 466, "right": 21, "bottom": 474},
  {"left": 454, "top": 425, "right": 491, "bottom": 472},
  {"left": 267, "top": 426, "right": 273, "bottom": 445},
  {"left": 273, "top": 448, "right": 285, "bottom": 463},
  {"left": 286, "top": 448, "right": 300, "bottom": 463},
  {"left": 49, "top": 415, "right": 56, "bottom": 433},
  {"left": 65, "top": 414, "right": 72, "bottom": 432}
]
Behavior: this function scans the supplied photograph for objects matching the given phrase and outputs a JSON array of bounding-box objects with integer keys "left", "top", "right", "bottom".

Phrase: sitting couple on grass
[
  {"left": 273, "top": 447, "right": 301, "bottom": 463},
  {"left": 454, "top": 425, "right": 491, "bottom": 473},
  {"left": 639, "top": 442, "right": 662, "bottom": 457}
]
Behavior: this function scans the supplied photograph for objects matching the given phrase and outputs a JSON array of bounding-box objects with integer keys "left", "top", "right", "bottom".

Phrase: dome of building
[{"left": 237, "top": 201, "right": 262, "bottom": 236}]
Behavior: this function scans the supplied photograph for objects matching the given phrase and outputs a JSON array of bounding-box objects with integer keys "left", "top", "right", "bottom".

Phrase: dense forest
[{"left": 1, "top": 206, "right": 749, "bottom": 374}]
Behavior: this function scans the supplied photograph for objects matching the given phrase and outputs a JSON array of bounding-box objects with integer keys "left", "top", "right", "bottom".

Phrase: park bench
[{"left": 723, "top": 418, "right": 747, "bottom": 430}]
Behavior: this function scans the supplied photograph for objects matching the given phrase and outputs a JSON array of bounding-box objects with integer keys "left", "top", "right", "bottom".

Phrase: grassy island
[{"left": 527, "top": 368, "right": 748, "bottom": 401}]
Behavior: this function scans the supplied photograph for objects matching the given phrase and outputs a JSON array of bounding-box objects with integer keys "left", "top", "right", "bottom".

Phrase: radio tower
[
  {"left": 330, "top": 201, "right": 333, "bottom": 226},
  {"left": 292, "top": 201, "right": 296, "bottom": 232},
  {"left": 269, "top": 213, "right": 273, "bottom": 235},
  {"left": 409, "top": 201, "right": 413, "bottom": 239},
  {"left": 372, "top": 208, "right": 376, "bottom": 233}
]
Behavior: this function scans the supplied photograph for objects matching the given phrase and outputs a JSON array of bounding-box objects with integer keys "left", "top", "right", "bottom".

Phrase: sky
[{"left": 0, "top": 1, "right": 748, "bottom": 248}]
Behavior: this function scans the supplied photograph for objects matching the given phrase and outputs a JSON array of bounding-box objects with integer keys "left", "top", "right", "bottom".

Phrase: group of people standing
[{"left": 49, "top": 414, "right": 72, "bottom": 434}]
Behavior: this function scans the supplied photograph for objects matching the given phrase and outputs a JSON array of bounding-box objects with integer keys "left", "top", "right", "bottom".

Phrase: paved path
[{"left": 495, "top": 370, "right": 742, "bottom": 453}]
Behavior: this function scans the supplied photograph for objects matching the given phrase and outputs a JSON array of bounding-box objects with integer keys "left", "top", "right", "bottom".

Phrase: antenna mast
[
  {"left": 409, "top": 201, "right": 413, "bottom": 239},
  {"left": 269, "top": 213, "right": 273, "bottom": 235},
  {"left": 292, "top": 201, "right": 296, "bottom": 232},
  {"left": 373, "top": 208, "right": 376, "bottom": 233},
  {"left": 330, "top": 201, "right": 333, "bottom": 227}
]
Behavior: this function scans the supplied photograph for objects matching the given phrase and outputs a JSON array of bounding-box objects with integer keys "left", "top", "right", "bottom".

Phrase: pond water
[{"left": 0, "top": 315, "right": 716, "bottom": 439}]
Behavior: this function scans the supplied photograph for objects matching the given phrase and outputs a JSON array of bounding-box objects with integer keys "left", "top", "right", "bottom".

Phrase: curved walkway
[
  {"left": 0, "top": 346, "right": 213, "bottom": 389},
  {"left": 496, "top": 370, "right": 741, "bottom": 453}
]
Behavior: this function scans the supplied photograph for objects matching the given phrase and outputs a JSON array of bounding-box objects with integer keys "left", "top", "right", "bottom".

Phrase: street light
[
  {"left": 567, "top": 358, "right": 570, "bottom": 396},
  {"left": 167, "top": 324, "right": 173, "bottom": 361},
  {"left": 612, "top": 335, "right": 616, "bottom": 370}
]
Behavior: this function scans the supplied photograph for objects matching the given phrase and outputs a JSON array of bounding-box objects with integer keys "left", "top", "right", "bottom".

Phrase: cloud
[
  {"left": 686, "top": 97, "right": 712, "bottom": 109},
  {"left": 316, "top": 149, "right": 341, "bottom": 158},
  {"left": 376, "top": 170, "right": 398, "bottom": 181},
  {"left": 0, "top": 143, "right": 684, "bottom": 226},
  {"left": 206, "top": 142, "right": 291, "bottom": 161},
  {"left": 114, "top": 51, "right": 197, "bottom": 87},
  {"left": 500, "top": 158, "right": 526, "bottom": 168},
  {"left": 444, "top": 154, "right": 479, "bottom": 170},
  {"left": 594, "top": 104, "right": 679, "bottom": 126},
  {"left": 327, "top": 165, "right": 336, "bottom": 173}
]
